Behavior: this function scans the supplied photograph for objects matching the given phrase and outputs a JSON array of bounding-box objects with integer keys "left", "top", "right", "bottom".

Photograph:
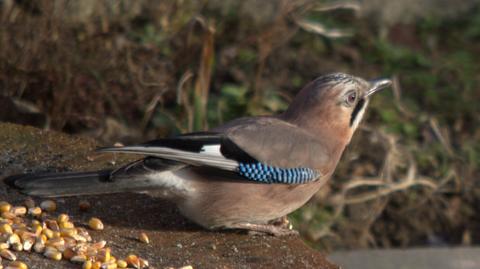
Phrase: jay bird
[{"left": 5, "top": 73, "right": 391, "bottom": 236}]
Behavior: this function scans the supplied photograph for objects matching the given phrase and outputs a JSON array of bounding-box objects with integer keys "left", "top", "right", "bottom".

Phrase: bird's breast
[{"left": 176, "top": 167, "right": 331, "bottom": 229}]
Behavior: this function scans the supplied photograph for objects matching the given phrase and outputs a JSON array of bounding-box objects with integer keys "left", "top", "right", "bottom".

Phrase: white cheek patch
[{"left": 351, "top": 99, "right": 369, "bottom": 131}]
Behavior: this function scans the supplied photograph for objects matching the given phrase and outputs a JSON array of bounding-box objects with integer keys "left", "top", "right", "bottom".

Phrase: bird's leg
[{"left": 229, "top": 222, "right": 298, "bottom": 236}]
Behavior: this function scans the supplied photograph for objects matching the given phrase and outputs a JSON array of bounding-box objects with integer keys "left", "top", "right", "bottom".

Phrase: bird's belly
[{"left": 178, "top": 177, "right": 328, "bottom": 229}]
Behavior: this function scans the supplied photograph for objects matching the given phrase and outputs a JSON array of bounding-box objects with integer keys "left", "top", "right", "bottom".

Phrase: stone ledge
[{"left": 0, "top": 123, "right": 338, "bottom": 269}]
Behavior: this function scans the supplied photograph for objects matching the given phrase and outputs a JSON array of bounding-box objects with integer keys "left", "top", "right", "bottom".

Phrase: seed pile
[{"left": 0, "top": 199, "right": 150, "bottom": 269}]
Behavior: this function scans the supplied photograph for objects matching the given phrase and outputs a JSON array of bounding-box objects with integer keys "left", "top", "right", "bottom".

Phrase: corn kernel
[
  {"left": 101, "top": 261, "right": 118, "bottom": 269},
  {"left": 139, "top": 258, "right": 149, "bottom": 268},
  {"left": 7, "top": 233, "right": 21, "bottom": 245},
  {"left": 27, "top": 207, "right": 42, "bottom": 217},
  {"left": 11, "top": 242, "right": 22, "bottom": 251},
  {"left": 44, "top": 247, "right": 62, "bottom": 260},
  {"left": 0, "top": 223, "right": 13, "bottom": 234},
  {"left": 33, "top": 239, "right": 45, "bottom": 253},
  {"left": 0, "top": 249, "right": 17, "bottom": 261},
  {"left": 6, "top": 261, "right": 28, "bottom": 269},
  {"left": 59, "top": 221, "right": 75, "bottom": 229},
  {"left": 71, "top": 254, "right": 87, "bottom": 263},
  {"left": 63, "top": 247, "right": 76, "bottom": 260},
  {"left": 24, "top": 198, "right": 35, "bottom": 208},
  {"left": 116, "top": 260, "right": 127, "bottom": 268},
  {"left": 42, "top": 228, "right": 54, "bottom": 239},
  {"left": 46, "top": 220, "right": 60, "bottom": 231},
  {"left": 139, "top": 232, "right": 149, "bottom": 244},
  {"left": 92, "top": 261, "right": 102, "bottom": 269},
  {"left": 88, "top": 218, "right": 104, "bottom": 231},
  {"left": 40, "top": 200, "right": 56, "bottom": 212},
  {"left": 79, "top": 200, "right": 91, "bottom": 211},
  {"left": 22, "top": 237, "right": 34, "bottom": 251},
  {"left": 83, "top": 260, "right": 93, "bottom": 269},
  {"left": 126, "top": 254, "right": 140, "bottom": 268},
  {"left": 0, "top": 202, "right": 11, "bottom": 213},
  {"left": 11, "top": 206, "right": 27, "bottom": 216},
  {"left": 57, "top": 213, "right": 69, "bottom": 223},
  {"left": 60, "top": 228, "right": 77, "bottom": 237},
  {"left": 1, "top": 212, "right": 15, "bottom": 219},
  {"left": 100, "top": 247, "right": 111, "bottom": 262}
]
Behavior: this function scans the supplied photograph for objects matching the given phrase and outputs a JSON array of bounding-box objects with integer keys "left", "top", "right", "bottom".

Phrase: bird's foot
[
  {"left": 268, "top": 215, "right": 291, "bottom": 229},
  {"left": 229, "top": 222, "right": 299, "bottom": 236}
]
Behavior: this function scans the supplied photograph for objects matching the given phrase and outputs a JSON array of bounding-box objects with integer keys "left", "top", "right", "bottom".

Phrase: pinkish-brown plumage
[{"left": 5, "top": 73, "right": 391, "bottom": 235}]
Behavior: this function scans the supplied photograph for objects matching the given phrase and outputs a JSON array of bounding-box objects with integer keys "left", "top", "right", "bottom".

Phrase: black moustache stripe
[{"left": 350, "top": 98, "right": 365, "bottom": 126}]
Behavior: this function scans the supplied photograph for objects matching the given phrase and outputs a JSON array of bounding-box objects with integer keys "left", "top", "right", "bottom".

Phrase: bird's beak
[{"left": 365, "top": 78, "right": 392, "bottom": 98}]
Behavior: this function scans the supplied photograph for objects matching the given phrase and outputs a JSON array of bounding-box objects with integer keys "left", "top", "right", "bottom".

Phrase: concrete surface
[{"left": 329, "top": 247, "right": 480, "bottom": 269}]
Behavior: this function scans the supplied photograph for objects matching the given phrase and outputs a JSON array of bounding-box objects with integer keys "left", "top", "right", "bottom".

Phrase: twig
[
  {"left": 429, "top": 117, "right": 455, "bottom": 157},
  {"left": 295, "top": 19, "right": 352, "bottom": 38},
  {"left": 314, "top": 2, "right": 361, "bottom": 13}
]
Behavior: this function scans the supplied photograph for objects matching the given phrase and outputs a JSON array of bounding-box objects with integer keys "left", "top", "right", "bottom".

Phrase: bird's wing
[
  {"left": 97, "top": 132, "right": 239, "bottom": 171},
  {"left": 98, "top": 117, "right": 329, "bottom": 184}
]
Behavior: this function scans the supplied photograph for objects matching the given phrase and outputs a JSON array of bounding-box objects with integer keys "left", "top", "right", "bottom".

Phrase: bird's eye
[{"left": 345, "top": 91, "right": 357, "bottom": 106}]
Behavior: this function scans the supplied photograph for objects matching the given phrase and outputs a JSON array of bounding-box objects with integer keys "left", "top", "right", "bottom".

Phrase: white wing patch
[{"left": 200, "top": 144, "right": 222, "bottom": 156}]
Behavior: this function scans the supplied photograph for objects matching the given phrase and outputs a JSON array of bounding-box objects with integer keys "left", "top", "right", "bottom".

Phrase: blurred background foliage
[{"left": 0, "top": 0, "right": 479, "bottom": 251}]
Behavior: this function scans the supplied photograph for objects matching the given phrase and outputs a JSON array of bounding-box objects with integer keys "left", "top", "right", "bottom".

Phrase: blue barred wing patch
[{"left": 237, "top": 162, "right": 320, "bottom": 184}]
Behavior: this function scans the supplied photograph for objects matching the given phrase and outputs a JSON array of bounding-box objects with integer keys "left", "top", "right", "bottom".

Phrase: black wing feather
[{"left": 139, "top": 132, "right": 222, "bottom": 152}]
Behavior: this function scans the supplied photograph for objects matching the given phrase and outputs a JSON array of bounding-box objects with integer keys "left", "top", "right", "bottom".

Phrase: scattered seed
[
  {"left": 92, "top": 261, "right": 102, "bottom": 269},
  {"left": 0, "top": 200, "right": 149, "bottom": 269},
  {"left": 88, "top": 218, "right": 104, "bottom": 231},
  {"left": 0, "top": 202, "right": 12, "bottom": 213},
  {"left": 22, "top": 237, "right": 34, "bottom": 252},
  {"left": 83, "top": 260, "right": 93, "bottom": 269},
  {"left": 40, "top": 200, "right": 56, "bottom": 212},
  {"left": 1, "top": 212, "right": 15, "bottom": 219},
  {"left": 23, "top": 198, "right": 35, "bottom": 209},
  {"left": 11, "top": 242, "right": 22, "bottom": 252},
  {"left": 0, "top": 249, "right": 17, "bottom": 261},
  {"left": 11, "top": 207, "right": 27, "bottom": 216},
  {"left": 0, "top": 224, "right": 13, "bottom": 234},
  {"left": 126, "top": 254, "right": 140, "bottom": 268},
  {"left": 139, "top": 258, "right": 149, "bottom": 268},
  {"left": 44, "top": 247, "right": 62, "bottom": 261},
  {"left": 27, "top": 207, "right": 42, "bottom": 217},
  {"left": 33, "top": 239, "right": 45, "bottom": 253},
  {"left": 57, "top": 214, "right": 69, "bottom": 223},
  {"left": 70, "top": 254, "right": 87, "bottom": 263},
  {"left": 116, "top": 260, "right": 127, "bottom": 268},
  {"left": 139, "top": 232, "right": 149, "bottom": 244},
  {"left": 5, "top": 261, "right": 28, "bottom": 269},
  {"left": 100, "top": 260, "right": 117, "bottom": 269},
  {"left": 98, "top": 247, "right": 111, "bottom": 262},
  {"left": 60, "top": 221, "right": 75, "bottom": 229},
  {"left": 91, "top": 240, "right": 107, "bottom": 249},
  {"left": 42, "top": 228, "right": 54, "bottom": 239},
  {"left": 46, "top": 220, "right": 60, "bottom": 231},
  {"left": 79, "top": 200, "right": 91, "bottom": 212},
  {"left": 7, "top": 233, "right": 21, "bottom": 245}
]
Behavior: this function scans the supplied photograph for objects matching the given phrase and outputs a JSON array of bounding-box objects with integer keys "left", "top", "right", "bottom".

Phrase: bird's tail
[{"left": 4, "top": 170, "right": 150, "bottom": 197}]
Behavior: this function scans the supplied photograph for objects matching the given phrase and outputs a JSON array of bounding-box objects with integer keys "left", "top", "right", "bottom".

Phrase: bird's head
[{"left": 282, "top": 73, "right": 391, "bottom": 145}]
